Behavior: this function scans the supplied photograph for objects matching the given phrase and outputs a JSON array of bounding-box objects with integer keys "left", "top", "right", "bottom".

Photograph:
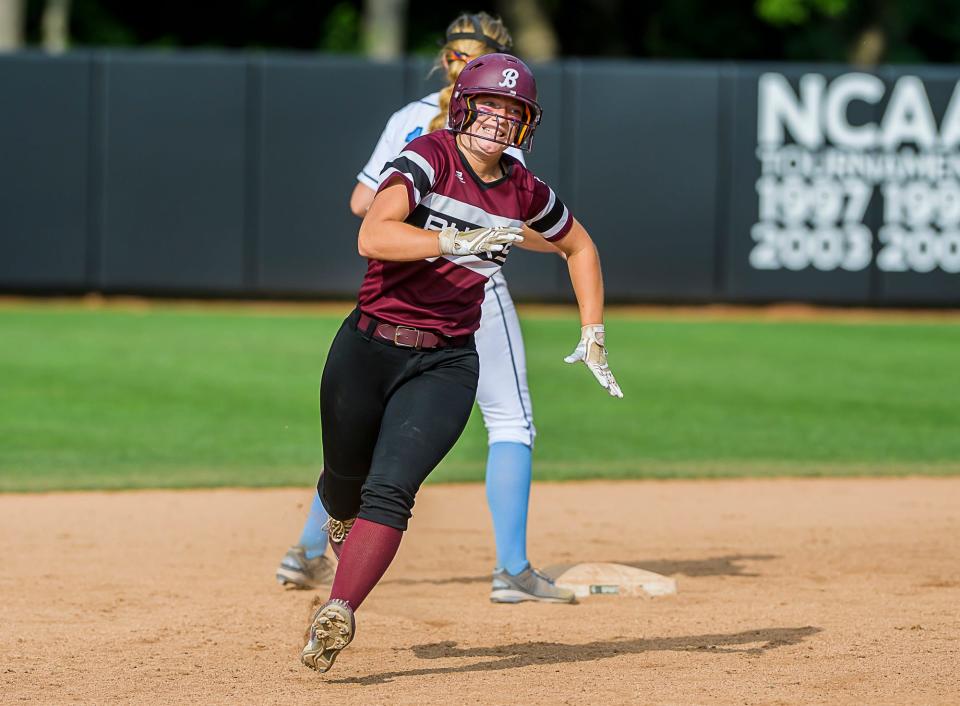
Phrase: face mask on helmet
[
  {"left": 448, "top": 54, "right": 542, "bottom": 152},
  {"left": 456, "top": 95, "right": 537, "bottom": 150}
]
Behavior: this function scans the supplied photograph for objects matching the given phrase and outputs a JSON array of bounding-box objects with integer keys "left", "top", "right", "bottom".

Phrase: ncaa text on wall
[{"left": 753, "top": 72, "right": 960, "bottom": 275}]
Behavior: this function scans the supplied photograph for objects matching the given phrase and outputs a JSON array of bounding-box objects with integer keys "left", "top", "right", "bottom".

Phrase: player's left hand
[{"left": 563, "top": 324, "right": 623, "bottom": 398}]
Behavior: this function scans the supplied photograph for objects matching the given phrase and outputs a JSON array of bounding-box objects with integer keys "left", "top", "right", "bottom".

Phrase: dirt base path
[{"left": 3, "top": 478, "right": 959, "bottom": 705}]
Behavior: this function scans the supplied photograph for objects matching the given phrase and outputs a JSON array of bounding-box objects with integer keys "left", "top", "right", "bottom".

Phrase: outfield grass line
[
  {"left": 2, "top": 295, "right": 960, "bottom": 324},
  {"left": 3, "top": 461, "right": 959, "bottom": 493}
]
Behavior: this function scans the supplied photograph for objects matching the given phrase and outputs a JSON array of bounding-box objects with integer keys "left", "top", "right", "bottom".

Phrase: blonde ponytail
[{"left": 428, "top": 12, "right": 513, "bottom": 134}]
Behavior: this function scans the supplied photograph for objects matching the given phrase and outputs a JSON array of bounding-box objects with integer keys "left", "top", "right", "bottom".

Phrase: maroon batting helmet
[{"left": 449, "top": 53, "right": 542, "bottom": 151}]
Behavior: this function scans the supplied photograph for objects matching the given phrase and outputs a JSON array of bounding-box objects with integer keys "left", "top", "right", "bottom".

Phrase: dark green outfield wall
[{"left": 1, "top": 51, "right": 957, "bottom": 304}]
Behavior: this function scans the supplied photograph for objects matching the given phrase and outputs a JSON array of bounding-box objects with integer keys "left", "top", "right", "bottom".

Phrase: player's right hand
[{"left": 437, "top": 226, "right": 524, "bottom": 256}]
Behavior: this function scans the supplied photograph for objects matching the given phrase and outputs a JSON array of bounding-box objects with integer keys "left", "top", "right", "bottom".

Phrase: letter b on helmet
[{"left": 498, "top": 69, "right": 519, "bottom": 88}]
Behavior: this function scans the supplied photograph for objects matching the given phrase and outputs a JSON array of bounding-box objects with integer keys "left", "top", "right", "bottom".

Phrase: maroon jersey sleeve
[
  {"left": 376, "top": 132, "right": 447, "bottom": 214},
  {"left": 525, "top": 175, "right": 573, "bottom": 242}
]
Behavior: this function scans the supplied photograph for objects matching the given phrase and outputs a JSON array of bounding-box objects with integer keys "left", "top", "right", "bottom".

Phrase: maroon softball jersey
[{"left": 357, "top": 129, "right": 573, "bottom": 337}]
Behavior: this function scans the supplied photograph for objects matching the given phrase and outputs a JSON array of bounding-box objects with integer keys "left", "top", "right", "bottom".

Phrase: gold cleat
[{"left": 301, "top": 599, "right": 355, "bottom": 673}]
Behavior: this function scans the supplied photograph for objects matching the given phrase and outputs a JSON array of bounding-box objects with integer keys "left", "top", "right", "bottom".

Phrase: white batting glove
[
  {"left": 563, "top": 324, "right": 623, "bottom": 398},
  {"left": 438, "top": 226, "right": 524, "bottom": 256}
]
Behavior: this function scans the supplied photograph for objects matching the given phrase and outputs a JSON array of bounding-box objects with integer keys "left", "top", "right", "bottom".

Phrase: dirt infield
[{"left": 3, "top": 478, "right": 959, "bottom": 705}]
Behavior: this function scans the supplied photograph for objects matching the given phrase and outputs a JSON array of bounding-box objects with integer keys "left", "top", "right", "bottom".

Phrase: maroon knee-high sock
[{"left": 329, "top": 518, "right": 403, "bottom": 610}]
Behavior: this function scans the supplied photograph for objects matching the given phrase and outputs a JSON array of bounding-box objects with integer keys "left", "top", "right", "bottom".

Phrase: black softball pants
[{"left": 317, "top": 309, "right": 480, "bottom": 531}]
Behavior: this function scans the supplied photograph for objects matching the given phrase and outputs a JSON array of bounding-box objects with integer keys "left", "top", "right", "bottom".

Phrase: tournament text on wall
[{"left": 752, "top": 72, "right": 960, "bottom": 274}]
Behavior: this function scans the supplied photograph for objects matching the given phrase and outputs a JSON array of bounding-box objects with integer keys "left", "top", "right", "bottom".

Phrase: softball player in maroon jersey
[
  {"left": 277, "top": 12, "right": 578, "bottom": 604},
  {"left": 300, "top": 54, "right": 622, "bottom": 674}
]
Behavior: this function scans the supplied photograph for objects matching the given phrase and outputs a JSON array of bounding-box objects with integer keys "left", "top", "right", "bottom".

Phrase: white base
[{"left": 546, "top": 562, "right": 677, "bottom": 599}]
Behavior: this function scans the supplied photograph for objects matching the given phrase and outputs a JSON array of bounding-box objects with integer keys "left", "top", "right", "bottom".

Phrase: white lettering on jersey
[
  {"left": 498, "top": 69, "right": 519, "bottom": 88},
  {"left": 424, "top": 214, "right": 465, "bottom": 232}
]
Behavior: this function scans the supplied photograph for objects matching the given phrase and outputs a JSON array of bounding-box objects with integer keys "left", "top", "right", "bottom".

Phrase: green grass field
[{"left": 1, "top": 303, "right": 958, "bottom": 491}]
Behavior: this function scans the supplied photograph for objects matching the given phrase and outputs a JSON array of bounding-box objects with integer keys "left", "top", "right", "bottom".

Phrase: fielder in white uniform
[
  {"left": 277, "top": 12, "right": 572, "bottom": 604},
  {"left": 357, "top": 91, "right": 536, "bottom": 446}
]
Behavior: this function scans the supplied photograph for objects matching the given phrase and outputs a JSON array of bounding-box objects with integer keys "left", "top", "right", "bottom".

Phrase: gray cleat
[
  {"left": 276, "top": 545, "right": 336, "bottom": 589},
  {"left": 490, "top": 564, "right": 577, "bottom": 604},
  {"left": 301, "top": 599, "right": 355, "bottom": 673}
]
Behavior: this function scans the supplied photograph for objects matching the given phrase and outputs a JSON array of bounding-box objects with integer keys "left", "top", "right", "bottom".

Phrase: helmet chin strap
[{"left": 459, "top": 129, "right": 507, "bottom": 154}]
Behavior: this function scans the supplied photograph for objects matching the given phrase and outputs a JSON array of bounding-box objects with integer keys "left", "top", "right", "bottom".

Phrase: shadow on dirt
[
  {"left": 612, "top": 554, "right": 780, "bottom": 578},
  {"left": 327, "top": 625, "right": 821, "bottom": 685},
  {"left": 379, "top": 554, "right": 778, "bottom": 586}
]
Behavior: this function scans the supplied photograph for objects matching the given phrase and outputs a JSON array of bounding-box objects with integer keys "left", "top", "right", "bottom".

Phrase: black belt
[{"left": 357, "top": 312, "right": 470, "bottom": 350}]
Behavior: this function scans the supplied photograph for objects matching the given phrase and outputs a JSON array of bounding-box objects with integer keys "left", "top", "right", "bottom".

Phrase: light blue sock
[
  {"left": 485, "top": 441, "right": 532, "bottom": 576},
  {"left": 299, "top": 492, "right": 330, "bottom": 560}
]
